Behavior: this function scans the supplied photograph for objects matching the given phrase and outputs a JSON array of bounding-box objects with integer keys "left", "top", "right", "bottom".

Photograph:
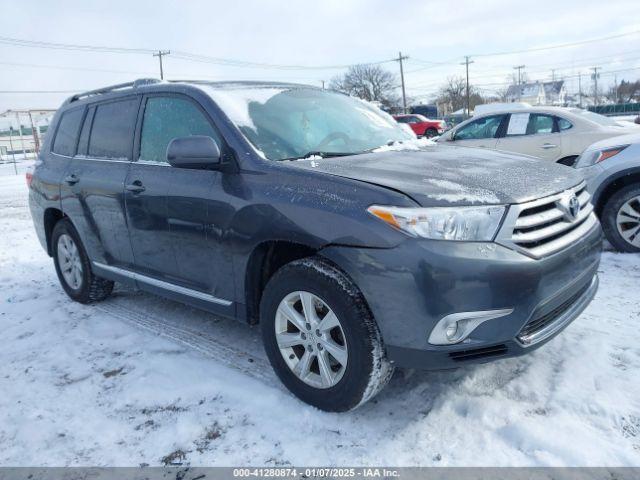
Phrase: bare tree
[
  {"left": 329, "top": 65, "right": 400, "bottom": 110},
  {"left": 613, "top": 79, "right": 640, "bottom": 103},
  {"left": 436, "top": 76, "right": 485, "bottom": 113}
]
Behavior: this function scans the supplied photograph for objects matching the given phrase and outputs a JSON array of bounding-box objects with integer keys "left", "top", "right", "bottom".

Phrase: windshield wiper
[
  {"left": 279, "top": 151, "right": 356, "bottom": 161},
  {"left": 361, "top": 140, "right": 405, "bottom": 154}
]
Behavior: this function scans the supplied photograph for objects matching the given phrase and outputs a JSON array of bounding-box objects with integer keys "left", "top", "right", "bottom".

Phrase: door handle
[
  {"left": 125, "top": 181, "right": 145, "bottom": 193},
  {"left": 541, "top": 143, "right": 558, "bottom": 149},
  {"left": 64, "top": 174, "right": 79, "bottom": 185}
]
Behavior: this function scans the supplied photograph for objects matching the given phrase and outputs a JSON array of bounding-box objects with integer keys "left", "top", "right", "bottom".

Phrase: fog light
[
  {"left": 445, "top": 323, "right": 458, "bottom": 341},
  {"left": 428, "top": 308, "right": 514, "bottom": 345}
]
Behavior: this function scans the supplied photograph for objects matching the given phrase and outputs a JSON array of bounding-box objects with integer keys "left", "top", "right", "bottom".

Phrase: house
[{"left": 506, "top": 80, "right": 566, "bottom": 105}]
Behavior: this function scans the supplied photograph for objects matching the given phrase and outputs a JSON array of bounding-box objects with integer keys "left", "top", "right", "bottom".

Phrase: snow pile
[{"left": 1, "top": 162, "right": 639, "bottom": 466}]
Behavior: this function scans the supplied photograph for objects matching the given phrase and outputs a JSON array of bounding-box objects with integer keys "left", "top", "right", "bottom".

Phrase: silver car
[
  {"left": 438, "top": 106, "right": 639, "bottom": 166},
  {"left": 575, "top": 132, "right": 640, "bottom": 252}
]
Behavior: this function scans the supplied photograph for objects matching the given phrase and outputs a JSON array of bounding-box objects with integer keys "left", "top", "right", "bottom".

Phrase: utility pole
[
  {"left": 614, "top": 75, "right": 618, "bottom": 103},
  {"left": 460, "top": 56, "right": 474, "bottom": 116},
  {"left": 27, "top": 111, "right": 40, "bottom": 154},
  {"left": 578, "top": 72, "right": 583, "bottom": 109},
  {"left": 153, "top": 50, "right": 170, "bottom": 80},
  {"left": 551, "top": 69, "right": 556, "bottom": 81},
  {"left": 15, "top": 112, "right": 27, "bottom": 159},
  {"left": 396, "top": 51, "right": 409, "bottom": 114},
  {"left": 8, "top": 127, "right": 17, "bottom": 175},
  {"left": 514, "top": 65, "right": 525, "bottom": 101},
  {"left": 592, "top": 66, "right": 600, "bottom": 106},
  {"left": 321, "top": 80, "right": 325, "bottom": 90}
]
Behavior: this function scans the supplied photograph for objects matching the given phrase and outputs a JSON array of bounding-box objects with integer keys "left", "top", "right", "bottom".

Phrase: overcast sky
[{"left": 0, "top": 0, "right": 639, "bottom": 115}]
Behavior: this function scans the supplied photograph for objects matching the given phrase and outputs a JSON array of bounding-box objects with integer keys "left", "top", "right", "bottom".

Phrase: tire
[
  {"left": 600, "top": 184, "right": 640, "bottom": 253},
  {"left": 52, "top": 219, "right": 114, "bottom": 303},
  {"left": 424, "top": 128, "right": 438, "bottom": 138},
  {"left": 260, "top": 257, "right": 394, "bottom": 412}
]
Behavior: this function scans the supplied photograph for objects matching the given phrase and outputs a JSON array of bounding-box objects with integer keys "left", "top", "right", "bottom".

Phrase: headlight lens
[
  {"left": 367, "top": 205, "right": 506, "bottom": 241},
  {"left": 577, "top": 145, "right": 629, "bottom": 167}
]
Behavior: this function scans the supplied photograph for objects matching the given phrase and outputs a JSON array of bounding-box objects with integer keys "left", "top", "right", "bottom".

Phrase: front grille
[
  {"left": 496, "top": 182, "right": 598, "bottom": 258},
  {"left": 517, "top": 280, "right": 591, "bottom": 342},
  {"left": 449, "top": 344, "right": 508, "bottom": 362}
]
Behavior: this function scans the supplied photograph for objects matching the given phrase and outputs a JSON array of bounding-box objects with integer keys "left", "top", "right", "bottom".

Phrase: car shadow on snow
[{"left": 100, "top": 285, "right": 536, "bottom": 424}]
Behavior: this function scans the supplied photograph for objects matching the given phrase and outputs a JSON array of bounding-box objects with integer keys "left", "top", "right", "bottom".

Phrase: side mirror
[{"left": 167, "top": 136, "right": 221, "bottom": 169}]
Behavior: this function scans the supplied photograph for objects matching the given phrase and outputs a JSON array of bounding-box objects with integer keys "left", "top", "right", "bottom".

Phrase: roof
[
  {"left": 506, "top": 80, "right": 565, "bottom": 100},
  {"left": 543, "top": 80, "right": 565, "bottom": 96},
  {"left": 64, "top": 78, "right": 320, "bottom": 106},
  {"left": 506, "top": 82, "right": 541, "bottom": 99}
]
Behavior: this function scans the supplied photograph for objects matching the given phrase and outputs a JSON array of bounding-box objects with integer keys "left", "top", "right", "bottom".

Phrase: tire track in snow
[{"left": 95, "top": 300, "right": 276, "bottom": 384}]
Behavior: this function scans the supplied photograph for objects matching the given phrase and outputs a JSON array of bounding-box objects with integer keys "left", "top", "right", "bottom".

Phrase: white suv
[{"left": 438, "top": 105, "right": 640, "bottom": 165}]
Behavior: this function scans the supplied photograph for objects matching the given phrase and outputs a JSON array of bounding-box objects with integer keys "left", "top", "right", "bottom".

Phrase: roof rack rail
[{"left": 68, "top": 78, "right": 161, "bottom": 102}]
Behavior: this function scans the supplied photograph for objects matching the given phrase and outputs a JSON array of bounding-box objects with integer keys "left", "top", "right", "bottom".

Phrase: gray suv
[
  {"left": 28, "top": 79, "right": 602, "bottom": 411},
  {"left": 575, "top": 132, "right": 640, "bottom": 252}
]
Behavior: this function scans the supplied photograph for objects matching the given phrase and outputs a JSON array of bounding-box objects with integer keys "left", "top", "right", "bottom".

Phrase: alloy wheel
[
  {"left": 274, "top": 291, "right": 348, "bottom": 389},
  {"left": 57, "top": 233, "right": 83, "bottom": 290},
  {"left": 616, "top": 195, "right": 640, "bottom": 248}
]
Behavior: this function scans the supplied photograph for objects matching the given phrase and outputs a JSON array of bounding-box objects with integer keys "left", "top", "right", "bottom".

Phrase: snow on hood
[{"left": 292, "top": 145, "right": 584, "bottom": 207}]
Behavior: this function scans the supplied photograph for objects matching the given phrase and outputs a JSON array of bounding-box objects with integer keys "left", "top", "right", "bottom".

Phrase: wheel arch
[
  {"left": 593, "top": 168, "right": 640, "bottom": 217},
  {"left": 43, "top": 207, "right": 66, "bottom": 256},
  {"left": 243, "top": 240, "right": 318, "bottom": 324}
]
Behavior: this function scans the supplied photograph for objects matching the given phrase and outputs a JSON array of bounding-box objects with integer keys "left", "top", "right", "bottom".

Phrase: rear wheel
[
  {"left": 52, "top": 219, "right": 114, "bottom": 303},
  {"left": 424, "top": 128, "right": 438, "bottom": 138},
  {"left": 601, "top": 184, "right": 640, "bottom": 252},
  {"left": 260, "top": 257, "right": 394, "bottom": 411}
]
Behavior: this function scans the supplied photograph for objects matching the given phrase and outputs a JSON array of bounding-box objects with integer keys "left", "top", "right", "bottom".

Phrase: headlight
[
  {"left": 577, "top": 145, "right": 629, "bottom": 167},
  {"left": 367, "top": 205, "right": 506, "bottom": 241}
]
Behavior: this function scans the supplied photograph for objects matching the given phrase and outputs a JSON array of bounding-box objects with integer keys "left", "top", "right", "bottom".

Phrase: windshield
[
  {"left": 204, "top": 85, "right": 415, "bottom": 160},
  {"left": 569, "top": 109, "right": 620, "bottom": 127}
]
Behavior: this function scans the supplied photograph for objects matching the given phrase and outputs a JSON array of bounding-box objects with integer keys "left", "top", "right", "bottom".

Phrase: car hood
[{"left": 292, "top": 145, "right": 584, "bottom": 207}]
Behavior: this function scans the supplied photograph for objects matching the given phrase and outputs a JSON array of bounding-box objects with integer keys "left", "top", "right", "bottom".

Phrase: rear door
[
  {"left": 496, "top": 113, "right": 562, "bottom": 161},
  {"left": 61, "top": 97, "right": 140, "bottom": 273},
  {"left": 124, "top": 93, "right": 235, "bottom": 311},
  {"left": 451, "top": 114, "right": 505, "bottom": 149}
]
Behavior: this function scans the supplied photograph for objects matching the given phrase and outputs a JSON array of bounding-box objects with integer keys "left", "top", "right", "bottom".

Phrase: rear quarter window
[
  {"left": 51, "top": 108, "right": 85, "bottom": 156},
  {"left": 88, "top": 98, "right": 139, "bottom": 160}
]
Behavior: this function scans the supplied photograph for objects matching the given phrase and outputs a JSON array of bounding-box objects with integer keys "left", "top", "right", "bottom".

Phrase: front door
[
  {"left": 124, "top": 94, "right": 235, "bottom": 310},
  {"left": 451, "top": 114, "right": 506, "bottom": 149},
  {"left": 496, "top": 113, "right": 562, "bottom": 161}
]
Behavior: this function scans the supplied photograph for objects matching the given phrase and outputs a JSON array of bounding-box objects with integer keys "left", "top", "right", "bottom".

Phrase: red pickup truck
[{"left": 393, "top": 114, "right": 446, "bottom": 138}]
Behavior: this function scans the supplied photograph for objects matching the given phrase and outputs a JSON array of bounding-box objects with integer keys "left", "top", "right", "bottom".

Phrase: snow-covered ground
[{"left": 1, "top": 161, "right": 639, "bottom": 466}]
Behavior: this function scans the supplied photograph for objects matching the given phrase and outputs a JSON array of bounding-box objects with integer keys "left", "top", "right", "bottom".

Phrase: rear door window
[
  {"left": 527, "top": 114, "right": 556, "bottom": 135},
  {"left": 139, "top": 96, "right": 219, "bottom": 164},
  {"left": 52, "top": 108, "right": 85, "bottom": 156},
  {"left": 76, "top": 106, "right": 95, "bottom": 156},
  {"left": 88, "top": 98, "right": 139, "bottom": 160}
]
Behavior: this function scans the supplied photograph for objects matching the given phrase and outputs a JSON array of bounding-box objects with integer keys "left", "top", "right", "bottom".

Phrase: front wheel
[
  {"left": 52, "top": 219, "right": 114, "bottom": 303},
  {"left": 601, "top": 184, "right": 640, "bottom": 252},
  {"left": 260, "top": 257, "right": 394, "bottom": 411}
]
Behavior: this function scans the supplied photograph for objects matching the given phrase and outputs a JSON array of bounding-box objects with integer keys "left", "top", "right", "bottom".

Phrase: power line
[
  {"left": 0, "top": 35, "right": 396, "bottom": 71},
  {"left": 470, "top": 30, "right": 640, "bottom": 58}
]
